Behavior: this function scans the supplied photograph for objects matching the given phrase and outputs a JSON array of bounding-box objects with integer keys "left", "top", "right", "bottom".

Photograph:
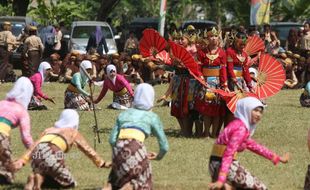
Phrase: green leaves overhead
[{"left": 28, "top": 0, "right": 99, "bottom": 26}]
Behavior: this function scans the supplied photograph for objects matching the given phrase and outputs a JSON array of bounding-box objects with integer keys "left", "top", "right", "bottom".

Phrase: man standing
[
  {"left": 0, "top": 22, "right": 17, "bottom": 83},
  {"left": 23, "top": 26, "right": 44, "bottom": 77}
]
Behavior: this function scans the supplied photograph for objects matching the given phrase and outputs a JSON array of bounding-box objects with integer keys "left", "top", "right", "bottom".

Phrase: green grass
[{"left": 0, "top": 82, "right": 308, "bottom": 189}]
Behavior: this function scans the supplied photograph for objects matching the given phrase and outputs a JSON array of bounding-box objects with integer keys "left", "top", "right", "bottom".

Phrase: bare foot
[
  {"left": 33, "top": 173, "right": 44, "bottom": 190},
  {"left": 120, "top": 182, "right": 133, "bottom": 190},
  {"left": 102, "top": 182, "right": 112, "bottom": 190},
  {"left": 24, "top": 174, "right": 34, "bottom": 190}
]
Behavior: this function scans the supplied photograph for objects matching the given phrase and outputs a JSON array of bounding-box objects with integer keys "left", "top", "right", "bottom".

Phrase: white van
[{"left": 69, "top": 21, "right": 118, "bottom": 55}]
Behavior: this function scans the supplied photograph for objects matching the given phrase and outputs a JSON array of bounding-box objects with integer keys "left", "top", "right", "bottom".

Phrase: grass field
[{"left": 0, "top": 82, "right": 309, "bottom": 190}]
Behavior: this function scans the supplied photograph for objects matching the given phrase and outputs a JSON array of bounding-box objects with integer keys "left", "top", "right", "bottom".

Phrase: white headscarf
[
  {"left": 38, "top": 61, "right": 51, "bottom": 84},
  {"left": 6, "top": 77, "right": 34, "bottom": 109},
  {"left": 54, "top": 109, "right": 79, "bottom": 129},
  {"left": 249, "top": 67, "right": 258, "bottom": 78},
  {"left": 234, "top": 97, "right": 264, "bottom": 136},
  {"left": 79, "top": 60, "right": 92, "bottom": 84},
  {"left": 133, "top": 83, "right": 154, "bottom": 111},
  {"left": 106, "top": 64, "right": 117, "bottom": 85}
]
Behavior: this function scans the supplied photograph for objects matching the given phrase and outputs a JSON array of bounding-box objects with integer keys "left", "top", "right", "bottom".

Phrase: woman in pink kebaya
[{"left": 208, "top": 97, "right": 289, "bottom": 190}]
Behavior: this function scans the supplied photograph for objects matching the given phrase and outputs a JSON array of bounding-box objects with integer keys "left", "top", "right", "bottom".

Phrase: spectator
[
  {"left": 286, "top": 28, "right": 300, "bottom": 53},
  {"left": 86, "top": 26, "right": 109, "bottom": 56},
  {"left": 124, "top": 31, "right": 139, "bottom": 56}
]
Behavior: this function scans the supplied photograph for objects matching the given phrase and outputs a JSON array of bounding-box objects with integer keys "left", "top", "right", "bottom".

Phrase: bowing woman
[
  {"left": 64, "top": 60, "right": 93, "bottom": 111},
  {"left": 0, "top": 77, "right": 34, "bottom": 184},
  {"left": 28, "top": 62, "right": 55, "bottom": 110},
  {"left": 12, "top": 109, "right": 111, "bottom": 190},
  {"left": 208, "top": 97, "right": 289, "bottom": 190},
  {"left": 93, "top": 64, "right": 134, "bottom": 109},
  {"left": 106, "top": 83, "right": 168, "bottom": 190}
]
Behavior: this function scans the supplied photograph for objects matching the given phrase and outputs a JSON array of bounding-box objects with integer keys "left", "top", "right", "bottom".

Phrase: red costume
[
  {"left": 226, "top": 47, "right": 252, "bottom": 91},
  {"left": 195, "top": 47, "right": 227, "bottom": 116}
]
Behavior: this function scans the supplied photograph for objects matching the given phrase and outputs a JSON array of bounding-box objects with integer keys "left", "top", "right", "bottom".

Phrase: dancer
[
  {"left": 12, "top": 109, "right": 111, "bottom": 190},
  {"left": 208, "top": 97, "right": 289, "bottom": 190},
  {"left": 0, "top": 77, "right": 34, "bottom": 184},
  {"left": 93, "top": 64, "right": 134, "bottom": 109},
  {"left": 107, "top": 83, "right": 168, "bottom": 190},
  {"left": 226, "top": 32, "right": 253, "bottom": 92},
  {"left": 196, "top": 27, "right": 228, "bottom": 138},
  {"left": 28, "top": 62, "right": 54, "bottom": 110},
  {"left": 64, "top": 60, "right": 92, "bottom": 110}
]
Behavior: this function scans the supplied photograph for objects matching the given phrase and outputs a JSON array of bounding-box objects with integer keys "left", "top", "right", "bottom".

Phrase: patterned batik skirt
[
  {"left": 170, "top": 75, "right": 197, "bottom": 119},
  {"left": 108, "top": 139, "right": 152, "bottom": 190},
  {"left": 195, "top": 76, "right": 226, "bottom": 117},
  {"left": 300, "top": 92, "right": 310, "bottom": 107},
  {"left": 31, "top": 142, "right": 76, "bottom": 188},
  {"left": 0, "top": 133, "right": 14, "bottom": 184},
  {"left": 228, "top": 77, "right": 248, "bottom": 92},
  {"left": 64, "top": 90, "right": 89, "bottom": 111},
  {"left": 304, "top": 164, "right": 310, "bottom": 190},
  {"left": 209, "top": 156, "right": 267, "bottom": 190},
  {"left": 112, "top": 89, "right": 133, "bottom": 108},
  {"left": 28, "top": 96, "right": 47, "bottom": 110}
]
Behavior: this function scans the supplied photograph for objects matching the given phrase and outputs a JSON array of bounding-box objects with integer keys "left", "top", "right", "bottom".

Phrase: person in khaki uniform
[
  {"left": 0, "top": 21, "right": 17, "bottom": 82},
  {"left": 23, "top": 26, "right": 44, "bottom": 77}
]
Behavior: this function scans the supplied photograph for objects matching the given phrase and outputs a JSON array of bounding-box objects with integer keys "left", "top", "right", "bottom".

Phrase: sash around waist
[{"left": 0, "top": 117, "right": 14, "bottom": 136}]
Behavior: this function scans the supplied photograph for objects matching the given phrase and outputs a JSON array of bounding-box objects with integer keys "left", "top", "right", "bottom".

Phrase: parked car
[
  {"left": 68, "top": 21, "right": 118, "bottom": 55},
  {"left": 181, "top": 19, "right": 217, "bottom": 31},
  {"left": 0, "top": 16, "right": 35, "bottom": 69},
  {"left": 270, "top": 22, "right": 303, "bottom": 47}
]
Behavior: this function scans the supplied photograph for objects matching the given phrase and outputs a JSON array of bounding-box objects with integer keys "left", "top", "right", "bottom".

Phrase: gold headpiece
[
  {"left": 171, "top": 30, "right": 182, "bottom": 40},
  {"left": 186, "top": 25, "right": 195, "bottom": 31},
  {"left": 206, "top": 27, "right": 220, "bottom": 37}
]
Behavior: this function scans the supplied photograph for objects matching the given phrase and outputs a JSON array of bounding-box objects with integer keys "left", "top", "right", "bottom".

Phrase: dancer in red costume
[{"left": 196, "top": 27, "right": 229, "bottom": 138}]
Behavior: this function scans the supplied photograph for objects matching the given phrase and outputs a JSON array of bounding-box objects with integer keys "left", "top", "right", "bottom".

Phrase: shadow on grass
[
  {"left": 0, "top": 183, "right": 24, "bottom": 189},
  {"left": 164, "top": 128, "right": 182, "bottom": 138}
]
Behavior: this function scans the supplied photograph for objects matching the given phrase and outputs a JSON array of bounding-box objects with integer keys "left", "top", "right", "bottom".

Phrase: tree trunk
[
  {"left": 97, "top": 0, "right": 121, "bottom": 21},
  {"left": 12, "top": 0, "right": 29, "bottom": 16}
]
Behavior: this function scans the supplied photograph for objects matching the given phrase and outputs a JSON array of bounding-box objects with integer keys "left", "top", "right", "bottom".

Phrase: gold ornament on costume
[
  {"left": 205, "top": 90, "right": 216, "bottom": 101},
  {"left": 236, "top": 54, "right": 246, "bottom": 63},
  {"left": 206, "top": 53, "right": 219, "bottom": 63}
]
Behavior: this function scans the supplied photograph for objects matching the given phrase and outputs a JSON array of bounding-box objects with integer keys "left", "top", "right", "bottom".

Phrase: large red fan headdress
[
  {"left": 254, "top": 53, "right": 285, "bottom": 99},
  {"left": 244, "top": 35, "right": 265, "bottom": 56},
  {"left": 139, "top": 29, "right": 167, "bottom": 58},
  {"left": 168, "top": 40, "right": 206, "bottom": 87},
  {"left": 212, "top": 89, "right": 259, "bottom": 113}
]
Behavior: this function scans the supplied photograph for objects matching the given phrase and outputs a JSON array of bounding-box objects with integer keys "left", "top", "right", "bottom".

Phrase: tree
[
  {"left": 271, "top": 0, "right": 310, "bottom": 22},
  {"left": 28, "top": 0, "right": 94, "bottom": 26},
  {"left": 97, "top": 0, "right": 121, "bottom": 21},
  {"left": 12, "top": 0, "right": 29, "bottom": 16}
]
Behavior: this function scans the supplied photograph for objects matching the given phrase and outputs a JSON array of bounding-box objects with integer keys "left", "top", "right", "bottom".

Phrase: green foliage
[
  {"left": 27, "top": 0, "right": 99, "bottom": 27},
  {"left": 272, "top": 0, "right": 310, "bottom": 22},
  {"left": 0, "top": 3, "right": 13, "bottom": 16}
]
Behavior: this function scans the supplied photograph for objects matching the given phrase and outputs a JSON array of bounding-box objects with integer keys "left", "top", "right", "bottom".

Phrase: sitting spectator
[
  {"left": 48, "top": 53, "right": 62, "bottom": 82},
  {"left": 64, "top": 54, "right": 83, "bottom": 82}
]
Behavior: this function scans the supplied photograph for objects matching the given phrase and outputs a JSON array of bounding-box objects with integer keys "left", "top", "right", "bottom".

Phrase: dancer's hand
[
  {"left": 101, "top": 161, "right": 112, "bottom": 168},
  {"left": 147, "top": 152, "right": 157, "bottom": 160},
  {"left": 46, "top": 97, "right": 55, "bottom": 104},
  {"left": 156, "top": 95, "right": 167, "bottom": 103},
  {"left": 10, "top": 159, "right": 24, "bottom": 172},
  {"left": 223, "top": 87, "right": 230, "bottom": 93},
  {"left": 280, "top": 153, "right": 290, "bottom": 163},
  {"left": 208, "top": 181, "right": 224, "bottom": 190}
]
